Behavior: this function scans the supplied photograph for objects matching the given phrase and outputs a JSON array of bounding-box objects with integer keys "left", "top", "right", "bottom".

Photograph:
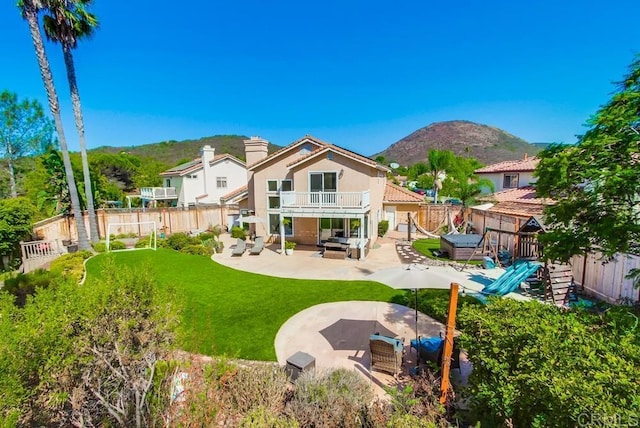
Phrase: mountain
[
  {"left": 91, "top": 135, "right": 282, "bottom": 167},
  {"left": 373, "top": 120, "right": 541, "bottom": 166}
]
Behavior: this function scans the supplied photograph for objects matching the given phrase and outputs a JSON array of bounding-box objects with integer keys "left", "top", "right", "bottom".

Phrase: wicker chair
[{"left": 369, "top": 334, "right": 404, "bottom": 377}]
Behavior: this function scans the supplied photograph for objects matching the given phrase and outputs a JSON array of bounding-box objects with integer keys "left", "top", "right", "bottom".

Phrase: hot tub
[{"left": 439, "top": 234, "right": 484, "bottom": 261}]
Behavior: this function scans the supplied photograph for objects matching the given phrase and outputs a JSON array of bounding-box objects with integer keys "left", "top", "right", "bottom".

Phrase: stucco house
[
  {"left": 475, "top": 155, "right": 539, "bottom": 193},
  {"left": 383, "top": 181, "right": 425, "bottom": 231},
  {"left": 159, "top": 145, "right": 247, "bottom": 207},
  {"left": 243, "top": 135, "right": 390, "bottom": 259}
]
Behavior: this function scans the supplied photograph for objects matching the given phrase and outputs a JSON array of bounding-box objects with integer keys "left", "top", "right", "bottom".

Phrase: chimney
[
  {"left": 244, "top": 136, "right": 269, "bottom": 166},
  {"left": 201, "top": 145, "right": 215, "bottom": 195},
  {"left": 524, "top": 153, "right": 528, "bottom": 160}
]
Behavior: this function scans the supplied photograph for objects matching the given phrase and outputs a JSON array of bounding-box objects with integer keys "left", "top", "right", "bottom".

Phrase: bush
[
  {"left": 198, "top": 232, "right": 214, "bottom": 242},
  {"left": 109, "top": 240, "right": 126, "bottom": 250},
  {"left": 239, "top": 406, "right": 299, "bottom": 428},
  {"left": 284, "top": 241, "right": 296, "bottom": 250},
  {"left": 135, "top": 239, "right": 150, "bottom": 248},
  {"left": 287, "top": 368, "right": 373, "bottom": 427},
  {"left": 222, "top": 364, "right": 289, "bottom": 415},
  {"left": 180, "top": 244, "right": 214, "bottom": 256},
  {"left": 166, "top": 232, "right": 198, "bottom": 250},
  {"left": 458, "top": 298, "right": 640, "bottom": 426},
  {"left": 92, "top": 241, "right": 107, "bottom": 253},
  {"left": 378, "top": 220, "right": 389, "bottom": 237},
  {"left": 1, "top": 269, "right": 57, "bottom": 307},
  {"left": 231, "top": 226, "right": 246, "bottom": 240},
  {"left": 49, "top": 251, "right": 92, "bottom": 284}
]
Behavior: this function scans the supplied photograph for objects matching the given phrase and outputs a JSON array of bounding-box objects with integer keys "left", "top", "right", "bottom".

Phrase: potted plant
[{"left": 284, "top": 240, "right": 296, "bottom": 256}]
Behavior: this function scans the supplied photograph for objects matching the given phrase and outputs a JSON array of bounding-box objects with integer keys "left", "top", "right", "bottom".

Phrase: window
[
  {"left": 165, "top": 179, "right": 171, "bottom": 187},
  {"left": 267, "top": 179, "right": 292, "bottom": 192},
  {"left": 268, "top": 214, "right": 292, "bottom": 236},
  {"left": 216, "top": 177, "right": 227, "bottom": 188},
  {"left": 268, "top": 196, "right": 280, "bottom": 209},
  {"left": 185, "top": 174, "right": 197, "bottom": 179},
  {"left": 310, "top": 172, "right": 337, "bottom": 192},
  {"left": 503, "top": 174, "right": 519, "bottom": 189}
]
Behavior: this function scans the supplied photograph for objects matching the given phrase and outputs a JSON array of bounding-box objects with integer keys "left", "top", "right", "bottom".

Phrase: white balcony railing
[
  {"left": 140, "top": 187, "right": 178, "bottom": 199},
  {"left": 280, "top": 191, "right": 370, "bottom": 209}
]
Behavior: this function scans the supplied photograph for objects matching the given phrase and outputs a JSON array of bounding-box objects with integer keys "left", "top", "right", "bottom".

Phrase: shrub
[
  {"left": 378, "top": 220, "right": 389, "bottom": 237},
  {"left": 1, "top": 269, "right": 57, "bottom": 307},
  {"left": 180, "top": 244, "right": 214, "bottom": 256},
  {"left": 284, "top": 241, "right": 296, "bottom": 250},
  {"left": 92, "top": 241, "right": 107, "bottom": 253},
  {"left": 166, "top": 232, "right": 198, "bottom": 250},
  {"left": 49, "top": 251, "right": 91, "bottom": 283},
  {"left": 109, "top": 240, "right": 126, "bottom": 250},
  {"left": 458, "top": 298, "right": 640, "bottom": 426},
  {"left": 231, "top": 226, "right": 246, "bottom": 240},
  {"left": 287, "top": 368, "right": 373, "bottom": 427},
  {"left": 239, "top": 406, "right": 299, "bottom": 428},
  {"left": 221, "top": 364, "right": 289, "bottom": 415},
  {"left": 198, "top": 232, "right": 214, "bottom": 242},
  {"left": 135, "top": 239, "right": 150, "bottom": 248}
]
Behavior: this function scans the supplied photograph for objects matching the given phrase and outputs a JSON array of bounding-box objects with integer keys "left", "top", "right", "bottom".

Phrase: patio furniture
[
  {"left": 249, "top": 236, "right": 264, "bottom": 255},
  {"left": 286, "top": 351, "right": 315, "bottom": 381},
  {"left": 369, "top": 334, "right": 404, "bottom": 377},
  {"left": 411, "top": 335, "right": 462, "bottom": 373},
  {"left": 231, "top": 238, "right": 246, "bottom": 256}
]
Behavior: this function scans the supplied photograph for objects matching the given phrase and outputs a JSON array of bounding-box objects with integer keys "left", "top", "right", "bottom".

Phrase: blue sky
[{"left": 1, "top": 0, "right": 638, "bottom": 156}]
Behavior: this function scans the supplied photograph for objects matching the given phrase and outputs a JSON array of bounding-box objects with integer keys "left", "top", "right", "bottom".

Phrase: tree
[
  {"left": 427, "top": 149, "right": 454, "bottom": 203},
  {"left": 0, "top": 90, "right": 54, "bottom": 197},
  {"left": 449, "top": 175, "right": 494, "bottom": 207},
  {"left": 0, "top": 197, "right": 35, "bottom": 270},
  {"left": 535, "top": 57, "right": 640, "bottom": 268},
  {"left": 18, "top": 0, "right": 90, "bottom": 250},
  {"left": 42, "top": 0, "right": 100, "bottom": 243}
]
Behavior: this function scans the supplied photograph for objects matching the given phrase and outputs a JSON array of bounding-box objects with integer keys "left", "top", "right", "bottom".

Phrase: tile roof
[
  {"left": 475, "top": 157, "right": 540, "bottom": 173},
  {"left": 210, "top": 153, "right": 245, "bottom": 166},
  {"left": 220, "top": 184, "right": 248, "bottom": 201},
  {"left": 475, "top": 186, "right": 553, "bottom": 218},
  {"left": 384, "top": 182, "right": 424, "bottom": 203},
  {"left": 160, "top": 158, "right": 201, "bottom": 176},
  {"left": 246, "top": 135, "right": 326, "bottom": 170},
  {"left": 286, "top": 143, "right": 389, "bottom": 171}
]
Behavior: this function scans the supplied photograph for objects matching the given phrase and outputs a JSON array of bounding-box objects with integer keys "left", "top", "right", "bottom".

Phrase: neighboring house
[
  {"left": 244, "top": 135, "right": 390, "bottom": 259},
  {"left": 474, "top": 155, "right": 539, "bottom": 193},
  {"left": 159, "top": 145, "right": 247, "bottom": 207},
  {"left": 383, "top": 181, "right": 425, "bottom": 231}
]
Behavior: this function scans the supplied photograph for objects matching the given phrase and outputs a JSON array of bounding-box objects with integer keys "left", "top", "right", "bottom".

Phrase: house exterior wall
[
  {"left": 166, "top": 161, "right": 247, "bottom": 207},
  {"left": 247, "top": 141, "right": 385, "bottom": 248},
  {"left": 204, "top": 160, "right": 247, "bottom": 204},
  {"left": 478, "top": 171, "right": 536, "bottom": 193},
  {"left": 384, "top": 202, "right": 420, "bottom": 230}
]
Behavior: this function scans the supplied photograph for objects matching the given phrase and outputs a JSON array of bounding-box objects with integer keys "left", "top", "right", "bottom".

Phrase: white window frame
[
  {"left": 216, "top": 176, "right": 227, "bottom": 188},
  {"left": 503, "top": 173, "right": 519, "bottom": 189}
]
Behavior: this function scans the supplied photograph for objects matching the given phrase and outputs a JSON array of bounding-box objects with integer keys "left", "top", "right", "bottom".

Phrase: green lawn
[
  {"left": 85, "top": 249, "right": 404, "bottom": 361},
  {"left": 412, "top": 238, "right": 482, "bottom": 265}
]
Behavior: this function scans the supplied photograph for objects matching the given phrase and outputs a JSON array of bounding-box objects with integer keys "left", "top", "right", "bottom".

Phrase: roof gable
[
  {"left": 209, "top": 153, "right": 246, "bottom": 168},
  {"left": 160, "top": 158, "right": 202, "bottom": 176},
  {"left": 286, "top": 144, "right": 389, "bottom": 172},
  {"left": 247, "top": 135, "right": 327, "bottom": 171}
]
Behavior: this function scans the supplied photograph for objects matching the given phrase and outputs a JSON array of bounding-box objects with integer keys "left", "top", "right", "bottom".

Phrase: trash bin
[
  {"left": 482, "top": 256, "right": 495, "bottom": 269},
  {"left": 67, "top": 243, "right": 78, "bottom": 253},
  {"left": 286, "top": 351, "right": 315, "bottom": 381}
]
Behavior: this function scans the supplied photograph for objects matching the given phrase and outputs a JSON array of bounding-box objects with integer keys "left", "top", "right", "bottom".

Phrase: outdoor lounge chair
[
  {"left": 369, "top": 334, "right": 404, "bottom": 377},
  {"left": 231, "top": 238, "right": 246, "bottom": 256},
  {"left": 249, "top": 236, "right": 264, "bottom": 255}
]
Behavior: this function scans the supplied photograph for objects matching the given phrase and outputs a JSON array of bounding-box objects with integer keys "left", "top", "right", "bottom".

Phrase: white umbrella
[
  {"left": 368, "top": 263, "right": 456, "bottom": 350},
  {"left": 239, "top": 215, "right": 266, "bottom": 224}
]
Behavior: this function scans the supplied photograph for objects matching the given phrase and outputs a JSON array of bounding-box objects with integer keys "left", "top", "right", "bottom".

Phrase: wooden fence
[
  {"left": 33, "top": 205, "right": 238, "bottom": 243},
  {"left": 571, "top": 252, "right": 640, "bottom": 304},
  {"left": 416, "top": 204, "right": 456, "bottom": 234}
]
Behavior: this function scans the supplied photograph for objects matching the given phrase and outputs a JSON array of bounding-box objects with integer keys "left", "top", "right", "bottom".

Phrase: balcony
[
  {"left": 140, "top": 187, "right": 178, "bottom": 200},
  {"left": 280, "top": 191, "right": 370, "bottom": 214}
]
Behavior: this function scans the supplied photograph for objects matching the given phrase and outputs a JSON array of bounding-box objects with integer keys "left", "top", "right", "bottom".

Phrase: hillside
[
  {"left": 373, "top": 120, "right": 541, "bottom": 166},
  {"left": 91, "top": 135, "right": 282, "bottom": 167}
]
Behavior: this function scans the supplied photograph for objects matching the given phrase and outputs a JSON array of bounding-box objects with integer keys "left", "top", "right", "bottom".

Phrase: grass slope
[{"left": 85, "top": 249, "right": 403, "bottom": 361}]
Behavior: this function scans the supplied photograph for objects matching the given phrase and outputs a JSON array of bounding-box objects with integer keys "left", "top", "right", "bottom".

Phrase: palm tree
[
  {"left": 42, "top": 0, "right": 100, "bottom": 242},
  {"left": 427, "top": 149, "right": 453, "bottom": 203},
  {"left": 18, "top": 0, "right": 90, "bottom": 250}
]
